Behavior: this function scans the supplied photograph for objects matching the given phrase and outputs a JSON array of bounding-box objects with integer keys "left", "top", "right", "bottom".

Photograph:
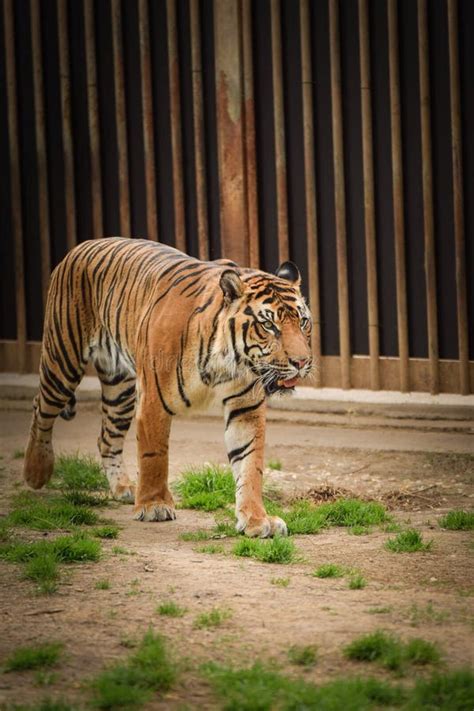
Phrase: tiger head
[{"left": 219, "top": 262, "right": 313, "bottom": 395}]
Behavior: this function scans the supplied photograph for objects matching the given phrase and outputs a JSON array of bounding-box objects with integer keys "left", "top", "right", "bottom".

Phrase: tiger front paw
[
  {"left": 236, "top": 513, "right": 288, "bottom": 538},
  {"left": 133, "top": 499, "right": 177, "bottom": 522}
]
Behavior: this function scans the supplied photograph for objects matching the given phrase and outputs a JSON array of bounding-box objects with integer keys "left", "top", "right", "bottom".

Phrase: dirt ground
[{"left": 0, "top": 405, "right": 473, "bottom": 709}]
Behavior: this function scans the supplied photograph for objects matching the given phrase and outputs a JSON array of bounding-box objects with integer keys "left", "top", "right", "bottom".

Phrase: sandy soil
[{"left": 0, "top": 407, "right": 473, "bottom": 709}]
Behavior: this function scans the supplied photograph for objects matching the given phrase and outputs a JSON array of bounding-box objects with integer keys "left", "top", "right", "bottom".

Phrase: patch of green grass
[
  {"left": 313, "top": 563, "right": 344, "bottom": 579},
  {"left": 6, "top": 701, "right": 75, "bottom": 711},
  {"left": 203, "top": 661, "right": 406, "bottom": 710},
  {"left": 0, "top": 532, "right": 101, "bottom": 594},
  {"left": 13, "top": 449, "right": 25, "bottom": 459},
  {"left": 157, "top": 601, "right": 187, "bottom": 617},
  {"left": 194, "top": 608, "right": 232, "bottom": 629},
  {"left": 233, "top": 536, "right": 297, "bottom": 564},
  {"left": 349, "top": 574, "right": 367, "bottom": 590},
  {"left": 281, "top": 498, "right": 390, "bottom": 535},
  {"left": 438, "top": 510, "right": 474, "bottom": 531},
  {"left": 385, "top": 529, "right": 433, "bottom": 553},
  {"left": 405, "top": 668, "right": 474, "bottom": 710},
  {"left": 179, "top": 530, "right": 212, "bottom": 542},
  {"left": 349, "top": 525, "right": 372, "bottom": 535},
  {"left": 49, "top": 453, "right": 108, "bottom": 492},
  {"left": 34, "top": 671, "right": 59, "bottom": 687},
  {"left": 406, "top": 602, "right": 449, "bottom": 627},
  {"left": 267, "top": 459, "right": 282, "bottom": 471},
  {"left": 89, "top": 629, "right": 176, "bottom": 709},
  {"left": 288, "top": 644, "right": 318, "bottom": 667},
  {"left": 111, "top": 546, "right": 130, "bottom": 556},
  {"left": 3, "top": 643, "right": 63, "bottom": 672},
  {"left": 7, "top": 492, "right": 99, "bottom": 531},
  {"left": 271, "top": 577, "right": 290, "bottom": 587},
  {"left": 173, "top": 464, "right": 234, "bottom": 511},
  {"left": 344, "top": 630, "right": 441, "bottom": 673},
  {"left": 367, "top": 606, "right": 393, "bottom": 615},
  {"left": 213, "top": 520, "right": 239, "bottom": 538},
  {"left": 197, "top": 543, "right": 225, "bottom": 554},
  {"left": 93, "top": 525, "right": 120, "bottom": 539},
  {"left": 95, "top": 580, "right": 111, "bottom": 590}
]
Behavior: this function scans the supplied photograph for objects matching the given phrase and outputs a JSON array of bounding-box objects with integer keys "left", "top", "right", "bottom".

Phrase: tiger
[{"left": 24, "top": 238, "right": 313, "bottom": 538}]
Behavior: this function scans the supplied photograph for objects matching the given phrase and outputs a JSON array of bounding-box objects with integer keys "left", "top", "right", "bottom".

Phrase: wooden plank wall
[{"left": 0, "top": 0, "right": 473, "bottom": 394}]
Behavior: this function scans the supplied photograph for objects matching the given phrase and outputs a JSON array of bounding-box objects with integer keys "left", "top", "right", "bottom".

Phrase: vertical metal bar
[
  {"left": 111, "top": 0, "right": 131, "bottom": 236},
  {"left": 57, "top": 0, "right": 77, "bottom": 250},
  {"left": 270, "top": 0, "right": 289, "bottom": 264},
  {"left": 84, "top": 0, "right": 103, "bottom": 240},
  {"left": 359, "top": 0, "right": 380, "bottom": 390},
  {"left": 190, "top": 0, "right": 209, "bottom": 260},
  {"left": 213, "top": 0, "right": 249, "bottom": 265},
  {"left": 387, "top": 0, "right": 409, "bottom": 392},
  {"left": 241, "top": 0, "right": 259, "bottom": 268},
  {"left": 167, "top": 0, "right": 186, "bottom": 252},
  {"left": 418, "top": 0, "right": 439, "bottom": 394},
  {"left": 138, "top": 0, "right": 158, "bottom": 241},
  {"left": 448, "top": 0, "right": 469, "bottom": 394},
  {"left": 329, "top": 0, "right": 351, "bottom": 389},
  {"left": 30, "top": 0, "right": 51, "bottom": 310},
  {"left": 300, "top": 0, "right": 321, "bottom": 386},
  {"left": 4, "top": 0, "right": 27, "bottom": 371}
]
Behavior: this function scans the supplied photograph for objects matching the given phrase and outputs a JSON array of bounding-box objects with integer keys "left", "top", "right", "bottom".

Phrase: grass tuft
[
  {"left": 13, "top": 449, "right": 25, "bottom": 459},
  {"left": 344, "top": 630, "right": 441, "bottom": 673},
  {"left": 270, "top": 577, "right": 290, "bottom": 587},
  {"left": 385, "top": 529, "right": 432, "bottom": 553},
  {"left": 179, "top": 530, "right": 212, "bottom": 542},
  {"left": 288, "top": 644, "right": 318, "bottom": 667},
  {"left": 197, "top": 543, "right": 225, "bottom": 555},
  {"left": 280, "top": 498, "right": 390, "bottom": 535},
  {"left": 157, "top": 601, "right": 187, "bottom": 617},
  {"left": 267, "top": 459, "right": 282, "bottom": 471},
  {"left": 49, "top": 454, "right": 108, "bottom": 492},
  {"left": 438, "top": 510, "right": 474, "bottom": 531},
  {"left": 173, "top": 464, "right": 234, "bottom": 511},
  {"left": 203, "top": 661, "right": 406, "bottom": 710},
  {"left": 95, "top": 580, "right": 111, "bottom": 590},
  {"left": 7, "top": 492, "right": 99, "bottom": 531},
  {"left": 313, "top": 563, "right": 344, "bottom": 579},
  {"left": 0, "top": 532, "right": 101, "bottom": 594},
  {"left": 349, "top": 574, "right": 367, "bottom": 590},
  {"left": 3, "top": 643, "right": 63, "bottom": 672},
  {"left": 92, "top": 525, "right": 120, "bottom": 539},
  {"left": 194, "top": 608, "right": 231, "bottom": 629},
  {"left": 233, "top": 536, "right": 297, "bottom": 564},
  {"left": 406, "top": 668, "right": 474, "bottom": 710},
  {"left": 89, "top": 629, "right": 176, "bottom": 709}
]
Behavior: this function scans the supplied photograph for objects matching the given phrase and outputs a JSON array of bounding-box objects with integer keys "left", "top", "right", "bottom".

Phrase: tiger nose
[{"left": 290, "top": 357, "right": 310, "bottom": 371}]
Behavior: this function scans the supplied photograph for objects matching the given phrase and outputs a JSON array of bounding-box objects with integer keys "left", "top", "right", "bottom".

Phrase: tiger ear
[
  {"left": 276, "top": 261, "right": 301, "bottom": 285},
  {"left": 220, "top": 270, "right": 244, "bottom": 303}
]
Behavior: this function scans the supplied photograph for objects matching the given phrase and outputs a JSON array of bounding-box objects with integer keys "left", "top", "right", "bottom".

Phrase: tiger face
[{"left": 220, "top": 262, "right": 313, "bottom": 395}]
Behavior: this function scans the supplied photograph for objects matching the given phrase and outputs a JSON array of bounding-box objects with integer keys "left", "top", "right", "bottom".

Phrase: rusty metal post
[
  {"left": 214, "top": 0, "right": 249, "bottom": 265},
  {"left": 84, "top": 0, "right": 103, "bottom": 240},
  {"left": 241, "top": 0, "right": 259, "bottom": 268},
  {"left": 31, "top": 0, "right": 51, "bottom": 309},
  {"left": 388, "top": 0, "right": 409, "bottom": 392},
  {"left": 167, "top": 0, "right": 186, "bottom": 252},
  {"left": 271, "top": 0, "right": 289, "bottom": 264},
  {"left": 300, "top": 0, "right": 321, "bottom": 386},
  {"left": 359, "top": 0, "right": 380, "bottom": 391},
  {"left": 138, "top": 0, "right": 158, "bottom": 241},
  {"left": 448, "top": 0, "right": 470, "bottom": 394},
  {"left": 418, "top": 0, "right": 439, "bottom": 394},
  {"left": 4, "top": 0, "right": 27, "bottom": 371},
  {"left": 329, "top": 0, "right": 351, "bottom": 389},
  {"left": 111, "top": 0, "right": 131, "bottom": 237},
  {"left": 57, "top": 0, "right": 77, "bottom": 250},
  {"left": 190, "top": 0, "right": 209, "bottom": 260}
]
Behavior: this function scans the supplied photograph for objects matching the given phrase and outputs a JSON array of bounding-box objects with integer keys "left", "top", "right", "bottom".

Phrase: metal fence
[{"left": 1, "top": 0, "right": 473, "bottom": 393}]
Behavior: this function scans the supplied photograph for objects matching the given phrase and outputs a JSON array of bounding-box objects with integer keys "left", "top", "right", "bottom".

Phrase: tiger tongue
[{"left": 277, "top": 376, "right": 299, "bottom": 389}]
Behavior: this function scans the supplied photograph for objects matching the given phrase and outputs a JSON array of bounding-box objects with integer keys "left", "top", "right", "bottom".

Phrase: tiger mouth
[{"left": 264, "top": 375, "right": 299, "bottom": 396}]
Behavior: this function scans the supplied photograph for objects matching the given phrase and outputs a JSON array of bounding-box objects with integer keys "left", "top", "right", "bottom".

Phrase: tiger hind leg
[
  {"left": 24, "top": 361, "right": 85, "bottom": 490},
  {"left": 96, "top": 367, "right": 137, "bottom": 503}
]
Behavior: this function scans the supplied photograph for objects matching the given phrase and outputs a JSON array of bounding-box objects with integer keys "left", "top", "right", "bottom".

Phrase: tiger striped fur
[{"left": 24, "top": 238, "right": 312, "bottom": 537}]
